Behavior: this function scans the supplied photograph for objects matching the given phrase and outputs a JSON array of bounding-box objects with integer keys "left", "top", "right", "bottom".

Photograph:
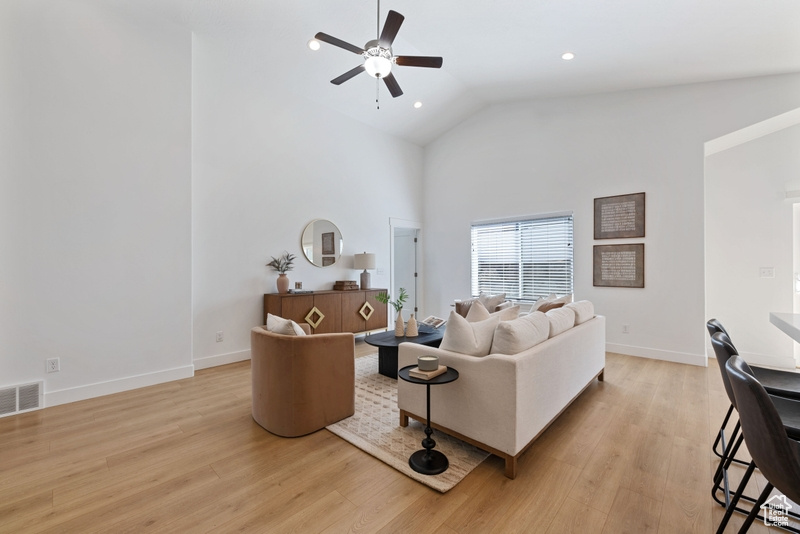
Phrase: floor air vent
[{"left": 0, "top": 381, "right": 44, "bottom": 418}]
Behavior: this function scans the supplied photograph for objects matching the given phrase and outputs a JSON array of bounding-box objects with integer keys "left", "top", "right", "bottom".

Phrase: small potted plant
[
  {"left": 267, "top": 251, "right": 296, "bottom": 293},
  {"left": 376, "top": 288, "right": 409, "bottom": 337}
]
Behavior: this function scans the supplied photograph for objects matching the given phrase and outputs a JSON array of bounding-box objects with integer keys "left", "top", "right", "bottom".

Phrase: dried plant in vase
[{"left": 267, "top": 251, "right": 296, "bottom": 293}]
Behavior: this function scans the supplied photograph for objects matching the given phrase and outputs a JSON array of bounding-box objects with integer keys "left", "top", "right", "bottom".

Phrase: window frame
[{"left": 470, "top": 212, "right": 574, "bottom": 303}]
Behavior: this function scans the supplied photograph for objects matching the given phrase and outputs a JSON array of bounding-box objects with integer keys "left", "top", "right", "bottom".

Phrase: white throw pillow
[
  {"left": 478, "top": 292, "right": 506, "bottom": 312},
  {"left": 465, "top": 301, "right": 520, "bottom": 323},
  {"left": 546, "top": 307, "right": 576, "bottom": 338},
  {"left": 440, "top": 310, "right": 500, "bottom": 357},
  {"left": 490, "top": 311, "right": 550, "bottom": 355},
  {"left": 565, "top": 300, "right": 595, "bottom": 325},
  {"left": 266, "top": 313, "right": 306, "bottom": 336}
]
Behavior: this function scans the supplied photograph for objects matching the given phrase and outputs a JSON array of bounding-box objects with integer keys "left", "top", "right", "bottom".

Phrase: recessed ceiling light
[
  {"left": 562, "top": 52, "right": 575, "bottom": 60},
  {"left": 308, "top": 39, "right": 321, "bottom": 51},
  {"left": 414, "top": 101, "right": 423, "bottom": 109}
]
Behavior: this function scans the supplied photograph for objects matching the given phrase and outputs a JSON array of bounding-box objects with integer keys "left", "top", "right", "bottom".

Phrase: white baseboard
[
  {"left": 606, "top": 343, "right": 707, "bottom": 367},
  {"left": 194, "top": 349, "right": 251, "bottom": 370},
  {"left": 45, "top": 365, "right": 195, "bottom": 407}
]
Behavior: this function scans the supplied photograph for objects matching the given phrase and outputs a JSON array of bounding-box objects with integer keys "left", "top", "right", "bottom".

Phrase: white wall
[
  {"left": 0, "top": 1, "right": 193, "bottom": 405},
  {"left": 423, "top": 74, "right": 800, "bottom": 366},
  {"left": 191, "top": 34, "right": 423, "bottom": 369},
  {"left": 705, "top": 123, "right": 800, "bottom": 368}
]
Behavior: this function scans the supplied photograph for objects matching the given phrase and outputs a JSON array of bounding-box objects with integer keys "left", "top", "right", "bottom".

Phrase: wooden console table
[{"left": 264, "top": 289, "right": 388, "bottom": 335}]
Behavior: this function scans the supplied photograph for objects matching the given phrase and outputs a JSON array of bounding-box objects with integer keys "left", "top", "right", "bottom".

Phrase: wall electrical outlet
[
  {"left": 216, "top": 331, "right": 224, "bottom": 342},
  {"left": 622, "top": 324, "right": 630, "bottom": 334},
  {"left": 46, "top": 357, "right": 60, "bottom": 373},
  {"left": 759, "top": 267, "right": 775, "bottom": 279}
]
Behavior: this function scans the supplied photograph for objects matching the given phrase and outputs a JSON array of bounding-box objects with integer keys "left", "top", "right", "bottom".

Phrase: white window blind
[{"left": 471, "top": 214, "right": 573, "bottom": 302}]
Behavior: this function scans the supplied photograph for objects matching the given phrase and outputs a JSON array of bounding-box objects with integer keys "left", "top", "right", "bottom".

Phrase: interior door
[{"left": 393, "top": 227, "right": 419, "bottom": 316}]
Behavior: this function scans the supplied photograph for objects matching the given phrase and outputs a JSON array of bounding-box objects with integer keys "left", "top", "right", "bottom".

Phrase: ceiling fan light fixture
[
  {"left": 363, "top": 47, "right": 392, "bottom": 78},
  {"left": 308, "top": 38, "right": 321, "bottom": 51},
  {"left": 413, "top": 101, "right": 422, "bottom": 109}
]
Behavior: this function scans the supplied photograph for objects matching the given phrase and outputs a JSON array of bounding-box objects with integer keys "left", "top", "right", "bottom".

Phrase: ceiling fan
[{"left": 313, "top": 3, "right": 443, "bottom": 99}]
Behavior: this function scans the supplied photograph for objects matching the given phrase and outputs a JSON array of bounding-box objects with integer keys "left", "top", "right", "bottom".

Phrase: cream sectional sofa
[{"left": 397, "top": 308, "right": 605, "bottom": 479}]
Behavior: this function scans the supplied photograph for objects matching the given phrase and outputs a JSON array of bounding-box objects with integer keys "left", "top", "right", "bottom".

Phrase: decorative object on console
[
  {"left": 406, "top": 313, "right": 418, "bottom": 337},
  {"left": 266, "top": 251, "right": 296, "bottom": 294},
  {"left": 594, "top": 192, "right": 645, "bottom": 239},
  {"left": 333, "top": 280, "right": 359, "bottom": 291},
  {"left": 354, "top": 252, "right": 376, "bottom": 289},
  {"left": 375, "top": 288, "right": 409, "bottom": 337}
]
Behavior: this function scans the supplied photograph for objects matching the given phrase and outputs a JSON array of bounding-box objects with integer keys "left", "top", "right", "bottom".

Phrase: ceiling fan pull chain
[{"left": 376, "top": 78, "right": 380, "bottom": 109}]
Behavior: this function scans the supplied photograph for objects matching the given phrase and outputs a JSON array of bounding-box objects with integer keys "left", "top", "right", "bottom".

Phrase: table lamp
[{"left": 354, "top": 252, "right": 376, "bottom": 290}]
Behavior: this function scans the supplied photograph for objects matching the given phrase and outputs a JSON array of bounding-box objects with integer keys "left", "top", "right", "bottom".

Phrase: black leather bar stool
[
  {"left": 707, "top": 319, "right": 800, "bottom": 462},
  {"left": 710, "top": 332, "right": 800, "bottom": 527},
  {"left": 718, "top": 355, "right": 800, "bottom": 533}
]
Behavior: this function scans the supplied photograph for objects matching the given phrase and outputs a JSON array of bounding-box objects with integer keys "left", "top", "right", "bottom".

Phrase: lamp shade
[{"left": 354, "top": 253, "right": 376, "bottom": 271}]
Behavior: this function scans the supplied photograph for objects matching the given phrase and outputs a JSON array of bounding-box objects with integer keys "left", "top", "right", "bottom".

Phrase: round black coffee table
[
  {"left": 365, "top": 324, "right": 446, "bottom": 379},
  {"left": 397, "top": 365, "right": 459, "bottom": 475}
]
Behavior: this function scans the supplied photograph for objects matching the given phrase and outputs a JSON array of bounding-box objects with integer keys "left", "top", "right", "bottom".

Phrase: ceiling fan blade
[
  {"left": 378, "top": 10, "right": 404, "bottom": 47},
  {"left": 383, "top": 73, "right": 403, "bottom": 98},
  {"left": 331, "top": 65, "right": 366, "bottom": 85},
  {"left": 315, "top": 32, "right": 365, "bottom": 55},
  {"left": 395, "top": 56, "right": 443, "bottom": 68}
]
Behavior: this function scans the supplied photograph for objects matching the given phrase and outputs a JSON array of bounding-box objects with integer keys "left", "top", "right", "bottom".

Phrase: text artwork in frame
[
  {"left": 322, "top": 232, "right": 335, "bottom": 255},
  {"left": 593, "top": 244, "right": 644, "bottom": 288},
  {"left": 594, "top": 192, "right": 645, "bottom": 239}
]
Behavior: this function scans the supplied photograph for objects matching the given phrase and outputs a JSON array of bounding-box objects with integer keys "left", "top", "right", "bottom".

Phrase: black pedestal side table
[{"left": 397, "top": 365, "right": 459, "bottom": 475}]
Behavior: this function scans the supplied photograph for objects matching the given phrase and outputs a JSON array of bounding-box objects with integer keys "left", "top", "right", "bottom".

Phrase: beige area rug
[{"left": 326, "top": 353, "right": 489, "bottom": 493}]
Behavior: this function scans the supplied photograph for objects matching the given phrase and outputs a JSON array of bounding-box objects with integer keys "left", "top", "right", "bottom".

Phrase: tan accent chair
[{"left": 251, "top": 324, "right": 355, "bottom": 437}]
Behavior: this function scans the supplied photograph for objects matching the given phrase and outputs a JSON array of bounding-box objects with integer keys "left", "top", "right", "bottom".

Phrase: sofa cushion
[
  {"left": 531, "top": 293, "right": 573, "bottom": 312},
  {"left": 530, "top": 293, "right": 556, "bottom": 312},
  {"left": 546, "top": 307, "right": 576, "bottom": 338},
  {"left": 490, "top": 311, "right": 550, "bottom": 355},
  {"left": 478, "top": 292, "right": 506, "bottom": 311},
  {"left": 440, "top": 310, "right": 500, "bottom": 357},
  {"left": 495, "top": 300, "right": 513, "bottom": 311},
  {"left": 266, "top": 313, "right": 306, "bottom": 336},
  {"left": 465, "top": 301, "right": 520, "bottom": 322},
  {"left": 565, "top": 300, "right": 595, "bottom": 325},
  {"left": 537, "top": 301, "right": 565, "bottom": 313}
]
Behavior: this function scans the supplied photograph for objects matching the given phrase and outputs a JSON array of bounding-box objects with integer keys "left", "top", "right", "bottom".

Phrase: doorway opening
[{"left": 390, "top": 218, "right": 422, "bottom": 318}]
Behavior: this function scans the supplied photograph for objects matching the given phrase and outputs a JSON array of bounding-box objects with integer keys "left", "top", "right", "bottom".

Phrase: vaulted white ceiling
[{"left": 105, "top": 0, "right": 800, "bottom": 145}]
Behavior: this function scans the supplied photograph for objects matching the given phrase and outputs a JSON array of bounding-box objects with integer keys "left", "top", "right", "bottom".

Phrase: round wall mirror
[{"left": 301, "top": 219, "right": 343, "bottom": 267}]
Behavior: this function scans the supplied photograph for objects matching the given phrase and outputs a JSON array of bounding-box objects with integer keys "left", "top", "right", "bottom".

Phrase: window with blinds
[{"left": 471, "top": 214, "right": 573, "bottom": 302}]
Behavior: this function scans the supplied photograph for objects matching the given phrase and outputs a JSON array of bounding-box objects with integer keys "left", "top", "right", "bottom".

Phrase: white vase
[
  {"left": 406, "top": 314, "right": 418, "bottom": 337},
  {"left": 394, "top": 310, "right": 405, "bottom": 337}
]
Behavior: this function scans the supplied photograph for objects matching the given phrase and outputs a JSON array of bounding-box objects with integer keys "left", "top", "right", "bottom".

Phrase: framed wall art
[
  {"left": 593, "top": 244, "right": 644, "bottom": 288},
  {"left": 594, "top": 192, "right": 645, "bottom": 239},
  {"left": 321, "top": 231, "right": 335, "bottom": 255},
  {"left": 322, "top": 256, "right": 335, "bottom": 266}
]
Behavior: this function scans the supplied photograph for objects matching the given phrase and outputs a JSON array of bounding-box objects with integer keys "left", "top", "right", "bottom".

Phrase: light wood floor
[{"left": 0, "top": 342, "right": 793, "bottom": 533}]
